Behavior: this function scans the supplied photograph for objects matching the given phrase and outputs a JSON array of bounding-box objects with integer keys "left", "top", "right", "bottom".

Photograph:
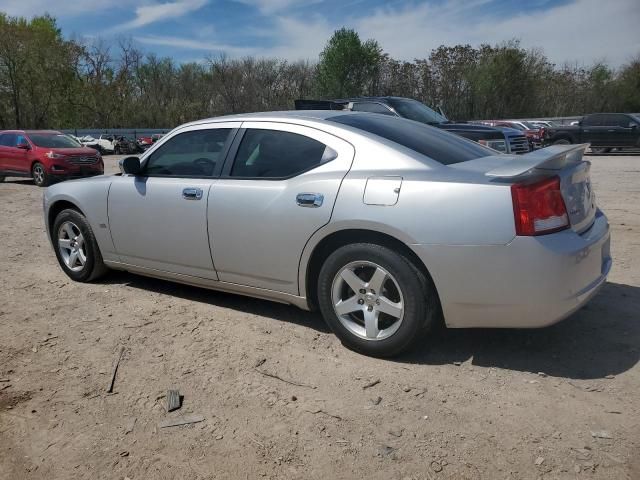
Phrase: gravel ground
[{"left": 0, "top": 154, "right": 638, "bottom": 480}]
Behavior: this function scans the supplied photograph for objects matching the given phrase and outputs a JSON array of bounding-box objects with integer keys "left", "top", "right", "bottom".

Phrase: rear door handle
[
  {"left": 182, "top": 187, "right": 203, "bottom": 200},
  {"left": 296, "top": 193, "right": 324, "bottom": 207}
]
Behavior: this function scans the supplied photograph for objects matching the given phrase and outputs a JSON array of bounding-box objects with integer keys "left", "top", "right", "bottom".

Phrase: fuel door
[{"left": 363, "top": 176, "right": 403, "bottom": 206}]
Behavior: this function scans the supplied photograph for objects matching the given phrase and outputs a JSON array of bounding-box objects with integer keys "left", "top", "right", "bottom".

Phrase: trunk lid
[{"left": 452, "top": 144, "right": 596, "bottom": 234}]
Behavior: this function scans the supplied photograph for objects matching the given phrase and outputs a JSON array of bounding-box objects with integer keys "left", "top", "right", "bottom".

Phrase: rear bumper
[{"left": 412, "top": 210, "right": 611, "bottom": 328}]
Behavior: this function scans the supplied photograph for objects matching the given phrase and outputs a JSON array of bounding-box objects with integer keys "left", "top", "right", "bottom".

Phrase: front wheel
[
  {"left": 553, "top": 138, "right": 571, "bottom": 145},
  {"left": 32, "top": 162, "right": 49, "bottom": 187},
  {"left": 317, "top": 243, "right": 439, "bottom": 357},
  {"left": 590, "top": 147, "right": 611, "bottom": 154},
  {"left": 52, "top": 209, "right": 108, "bottom": 282}
]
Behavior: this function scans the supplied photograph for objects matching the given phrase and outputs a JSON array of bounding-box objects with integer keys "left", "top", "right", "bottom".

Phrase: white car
[{"left": 95, "top": 134, "right": 117, "bottom": 153}]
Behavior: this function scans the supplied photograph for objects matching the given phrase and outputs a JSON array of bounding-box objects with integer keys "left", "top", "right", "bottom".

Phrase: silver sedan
[{"left": 43, "top": 111, "right": 611, "bottom": 357}]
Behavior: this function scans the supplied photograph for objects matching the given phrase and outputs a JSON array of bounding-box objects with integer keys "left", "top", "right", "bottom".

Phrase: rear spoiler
[
  {"left": 294, "top": 99, "right": 350, "bottom": 111},
  {"left": 485, "top": 144, "right": 589, "bottom": 178}
]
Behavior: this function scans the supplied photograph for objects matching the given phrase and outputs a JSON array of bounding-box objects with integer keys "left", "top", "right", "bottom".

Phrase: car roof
[
  {"left": 0, "top": 130, "right": 63, "bottom": 135},
  {"left": 178, "top": 110, "right": 361, "bottom": 128}
]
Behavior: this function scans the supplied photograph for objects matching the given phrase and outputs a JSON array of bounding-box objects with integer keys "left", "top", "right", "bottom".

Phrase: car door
[
  {"left": 208, "top": 122, "right": 355, "bottom": 294},
  {"left": 108, "top": 123, "right": 239, "bottom": 279},
  {"left": 0, "top": 133, "right": 19, "bottom": 172},
  {"left": 581, "top": 114, "right": 607, "bottom": 145},
  {"left": 13, "top": 133, "right": 32, "bottom": 173},
  {"left": 610, "top": 114, "right": 638, "bottom": 146}
]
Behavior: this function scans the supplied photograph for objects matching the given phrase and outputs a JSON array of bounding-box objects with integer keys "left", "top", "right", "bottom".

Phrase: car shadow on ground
[
  {"left": 103, "top": 271, "right": 332, "bottom": 334},
  {"left": 105, "top": 273, "right": 639, "bottom": 381},
  {"left": 404, "top": 281, "right": 640, "bottom": 380},
  {"left": 2, "top": 178, "right": 35, "bottom": 185}
]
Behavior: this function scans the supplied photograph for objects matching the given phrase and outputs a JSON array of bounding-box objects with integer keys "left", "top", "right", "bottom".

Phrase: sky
[{"left": 2, "top": 0, "right": 639, "bottom": 67}]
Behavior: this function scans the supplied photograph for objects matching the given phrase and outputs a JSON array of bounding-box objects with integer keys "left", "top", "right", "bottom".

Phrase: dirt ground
[{"left": 0, "top": 153, "right": 638, "bottom": 480}]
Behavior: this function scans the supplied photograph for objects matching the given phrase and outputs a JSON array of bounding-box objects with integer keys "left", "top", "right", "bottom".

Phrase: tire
[
  {"left": 0, "top": 176, "right": 5, "bottom": 183},
  {"left": 317, "top": 243, "right": 439, "bottom": 357},
  {"left": 553, "top": 138, "right": 571, "bottom": 145},
  {"left": 32, "top": 162, "right": 50, "bottom": 187},
  {"left": 52, "top": 208, "right": 108, "bottom": 282},
  {"left": 591, "top": 147, "right": 611, "bottom": 154},
  {"left": 114, "top": 146, "right": 121, "bottom": 155}
]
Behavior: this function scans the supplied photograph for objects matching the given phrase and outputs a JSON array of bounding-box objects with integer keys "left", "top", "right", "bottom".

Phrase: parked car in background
[
  {"left": 295, "top": 97, "right": 530, "bottom": 154},
  {"left": 529, "top": 120, "right": 555, "bottom": 128},
  {"left": 544, "top": 113, "right": 640, "bottom": 153},
  {"left": 43, "top": 111, "right": 610, "bottom": 357},
  {"left": 114, "top": 136, "right": 143, "bottom": 155},
  {"left": 151, "top": 133, "right": 165, "bottom": 143},
  {"left": 137, "top": 136, "right": 154, "bottom": 150},
  {"left": 75, "top": 135, "right": 105, "bottom": 154},
  {"left": 88, "top": 134, "right": 117, "bottom": 154},
  {"left": 0, "top": 130, "right": 103, "bottom": 186},
  {"left": 480, "top": 120, "right": 544, "bottom": 150}
]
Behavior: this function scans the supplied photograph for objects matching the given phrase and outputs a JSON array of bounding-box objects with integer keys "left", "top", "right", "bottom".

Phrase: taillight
[{"left": 511, "top": 176, "right": 569, "bottom": 236}]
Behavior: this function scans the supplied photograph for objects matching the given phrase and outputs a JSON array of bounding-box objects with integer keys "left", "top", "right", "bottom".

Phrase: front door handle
[
  {"left": 182, "top": 187, "right": 203, "bottom": 200},
  {"left": 296, "top": 193, "right": 324, "bottom": 208}
]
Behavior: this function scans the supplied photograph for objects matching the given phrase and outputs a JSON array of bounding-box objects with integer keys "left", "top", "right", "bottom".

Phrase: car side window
[
  {"left": 352, "top": 102, "right": 395, "bottom": 115},
  {"left": 144, "top": 128, "right": 233, "bottom": 177},
  {"left": 15, "top": 134, "right": 27, "bottom": 146},
  {"left": 610, "top": 114, "right": 631, "bottom": 127},
  {"left": 582, "top": 115, "right": 603, "bottom": 127},
  {"left": 229, "top": 129, "right": 335, "bottom": 179},
  {"left": 0, "top": 134, "right": 16, "bottom": 147}
]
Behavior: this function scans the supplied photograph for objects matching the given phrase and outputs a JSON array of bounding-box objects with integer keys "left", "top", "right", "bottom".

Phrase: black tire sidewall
[
  {"left": 32, "top": 162, "right": 49, "bottom": 187},
  {"left": 52, "top": 209, "right": 101, "bottom": 282},
  {"left": 317, "top": 243, "right": 434, "bottom": 357}
]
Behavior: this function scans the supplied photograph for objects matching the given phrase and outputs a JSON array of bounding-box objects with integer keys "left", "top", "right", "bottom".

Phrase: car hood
[{"left": 41, "top": 147, "right": 101, "bottom": 155}]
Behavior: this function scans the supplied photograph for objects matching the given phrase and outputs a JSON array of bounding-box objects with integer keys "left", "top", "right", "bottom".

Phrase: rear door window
[{"left": 229, "top": 129, "right": 334, "bottom": 179}]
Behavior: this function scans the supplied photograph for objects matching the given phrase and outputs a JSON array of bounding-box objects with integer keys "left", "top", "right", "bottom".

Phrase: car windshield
[
  {"left": 29, "top": 133, "right": 81, "bottom": 148},
  {"left": 329, "top": 113, "right": 494, "bottom": 165},
  {"left": 521, "top": 121, "right": 538, "bottom": 129},
  {"left": 386, "top": 98, "right": 447, "bottom": 125}
]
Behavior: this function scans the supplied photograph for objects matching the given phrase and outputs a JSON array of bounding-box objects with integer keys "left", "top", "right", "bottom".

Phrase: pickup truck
[
  {"left": 544, "top": 113, "right": 640, "bottom": 153},
  {"left": 295, "top": 97, "right": 530, "bottom": 154}
]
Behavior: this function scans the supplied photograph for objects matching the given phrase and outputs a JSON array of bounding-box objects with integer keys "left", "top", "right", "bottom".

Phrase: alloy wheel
[
  {"left": 331, "top": 261, "right": 404, "bottom": 341},
  {"left": 57, "top": 221, "right": 87, "bottom": 272},
  {"left": 33, "top": 164, "right": 45, "bottom": 185}
]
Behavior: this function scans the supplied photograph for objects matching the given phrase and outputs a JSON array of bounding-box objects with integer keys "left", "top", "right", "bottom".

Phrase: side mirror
[
  {"left": 119, "top": 156, "right": 141, "bottom": 175},
  {"left": 17, "top": 143, "right": 30, "bottom": 150},
  {"left": 577, "top": 120, "right": 582, "bottom": 126},
  {"left": 629, "top": 122, "right": 638, "bottom": 129}
]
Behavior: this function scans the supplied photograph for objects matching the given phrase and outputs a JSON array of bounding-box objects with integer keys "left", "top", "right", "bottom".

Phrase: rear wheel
[
  {"left": 0, "top": 176, "right": 5, "bottom": 182},
  {"left": 32, "top": 162, "right": 49, "bottom": 187},
  {"left": 317, "top": 243, "right": 438, "bottom": 357},
  {"left": 553, "top": 138, "right": 571, "bottom": 145},
  {"left": 52, "top": 209, "right": 108, "bottom": 282}
]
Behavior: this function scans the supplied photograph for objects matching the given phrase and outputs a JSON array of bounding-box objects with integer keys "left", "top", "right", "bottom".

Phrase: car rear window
[{"left": 328, "top": 113, "right": 494, "bottom": 165}]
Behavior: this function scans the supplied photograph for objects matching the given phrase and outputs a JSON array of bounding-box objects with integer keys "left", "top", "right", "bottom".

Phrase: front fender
[{"left": 44, "top": 176, "right": 118, "bottom": 262}]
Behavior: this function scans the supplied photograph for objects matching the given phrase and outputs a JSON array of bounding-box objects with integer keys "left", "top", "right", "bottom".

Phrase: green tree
[{"left": 315, "top": 28, "right": 382, "bottom": 98}]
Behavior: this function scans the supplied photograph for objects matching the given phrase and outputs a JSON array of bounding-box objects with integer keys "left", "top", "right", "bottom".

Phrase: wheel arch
[
  {"left": 302, "top": 228, "right": 441, "bottom": 312},
  {"left": 551, "top": 134, "right": 574, "bottom": 144},
  {"left": 47, "top": 199, "right": 86, "bottom": 239}
]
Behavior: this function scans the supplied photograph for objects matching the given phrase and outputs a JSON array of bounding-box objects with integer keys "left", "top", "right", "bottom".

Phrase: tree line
[{"left": 1, "top": 14, "right": 638, "bottom": 130}]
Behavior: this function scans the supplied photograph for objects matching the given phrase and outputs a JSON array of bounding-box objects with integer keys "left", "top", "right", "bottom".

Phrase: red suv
[{"left": 0, "top": 130, "right": 104, "bottom": 187}]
